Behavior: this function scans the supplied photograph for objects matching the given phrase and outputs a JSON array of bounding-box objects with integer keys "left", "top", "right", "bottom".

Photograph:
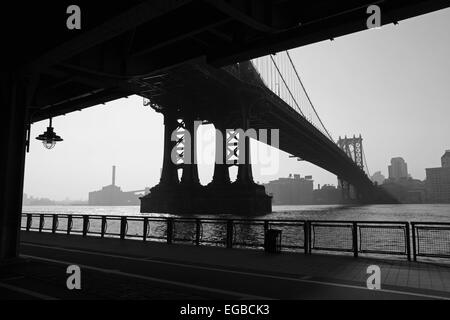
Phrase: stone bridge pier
[
  {"left": 339, "top": 178, "right": 357, "bottom": 204},
  {"left": 140, "top": 105, "right": 272, "bottom": 215}
]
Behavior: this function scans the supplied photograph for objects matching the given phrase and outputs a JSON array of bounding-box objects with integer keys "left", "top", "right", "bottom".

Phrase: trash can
[{"left": 264, "top": 229, "right": 282, "bottom": 253}]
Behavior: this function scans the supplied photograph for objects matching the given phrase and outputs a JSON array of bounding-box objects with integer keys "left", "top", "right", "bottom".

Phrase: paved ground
[{"left": 1, "top": 231, "right": 450, "bottom": 300}]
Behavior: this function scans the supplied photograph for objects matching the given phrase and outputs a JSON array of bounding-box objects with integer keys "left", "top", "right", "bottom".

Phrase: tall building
[
  {"left": 264, "top": 174, "right": 313, "bottom": 205},
  {"left": 426, "top": 151, "right": 450, "bottom": 203},
  {"left": 388, "top": 157, "right": 408, "bottom": 181},
  {"left": 441, "top": 150, "right": 450, "bottom": 168},
  {"left": 371, "top": 171, "right": 386, "bottom": 185}
]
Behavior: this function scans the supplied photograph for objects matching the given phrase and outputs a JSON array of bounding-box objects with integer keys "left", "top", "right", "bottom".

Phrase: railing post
[
  {"left": 67, "top": 215, "right": 73, "bottom": 235},
  {"left": 352, "top": 222, "right": 358, "bottom": 258},
  {"left": 264, "top": 220, "right": 270, "bottom": 251},
  {"left": 101, "top": 216, "right": 107, "bottom": 238},
  {"left": 308, "top": 221, "right": 312, "bottom": 255},
  {"left": 195, "top": 219, "right": 201, "bottom": 246},
  {"left": 405, "top": 223, "right": 411, "bottom": 261},
  {"left": 52, "top": 215, "right": 57, "bottom": 234},
  {"left": 120, "top": 216, "right": 127, "bottom": 240},
  {"left": 226, "top": 220, "right": 233, "bottom": 249},
  {"left": 39, "top": 214, "right": 44, "bottom": 232},
  {"left": 411, "top": 222, "right": 417, "bottom": 262},
  {"left": 264, "top": 220, "right": 269, "bottom": 233},
  {"left": 304, "top": 221, "right": 309, "bottom": 254},
  {"left": 26, "top": 213, "right": 32, "bottom": 231},
  {"left": 143, "top": 218, "right": 148, "bottom": 242},
  {"left": 82, "top": 216, "right": 89, "bottom": 237},
  {"left": 167, "top": 218, "right": 174, "bottom": 244}
]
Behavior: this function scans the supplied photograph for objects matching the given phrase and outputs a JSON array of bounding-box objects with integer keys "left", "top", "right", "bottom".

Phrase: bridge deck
[{"left": 2, "top": 232, "right": 449, "bottom": 300}]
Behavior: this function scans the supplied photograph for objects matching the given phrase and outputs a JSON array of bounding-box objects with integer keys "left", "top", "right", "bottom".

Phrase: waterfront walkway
[{"left": 1, "top": 231, "right": 450, "bottom": 299}]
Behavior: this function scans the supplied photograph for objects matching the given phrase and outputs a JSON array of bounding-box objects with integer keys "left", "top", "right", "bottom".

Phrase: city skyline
[
  {"left": 23, "top": 152, "right": 446, "bottom": 202},
  {"left": 23, "top": 8, "right": 450, "bottom": 201}
]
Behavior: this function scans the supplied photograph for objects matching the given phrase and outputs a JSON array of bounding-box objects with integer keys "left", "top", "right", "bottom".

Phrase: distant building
[
  {"left": 23, "top": 193, "right": 55, "bottom": 206},
  {"left": 88, "top": 166, "right": 149, "bottom": 206},
  {"left": 381, "top": 178, "right": 426, "bottom": 203},
  {"left": 313, "top": 184, "right": 341, "bottom": 204},
  {"left": 441, "top": 150, "right": 450, "bottom": 168},
  {"left": 264, "top": 174, "right": 313, "bottom": 205},
  {"left": 426, "top": 151, "right": 450, "bottom": 203},
  {"left": 388, "top": 157, "right": 408, "bottom": 181},
  {"left": 371, "top": 171, "right": 385, "bottom": 185}
]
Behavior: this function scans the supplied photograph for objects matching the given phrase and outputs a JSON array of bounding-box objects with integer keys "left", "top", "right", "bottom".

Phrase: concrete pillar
[
  {"left": 159, "top": 110, "right": 179, "bottom": 186},
  {"left": 211, "top": 122, "right": 230, "bottom": 185},
  {"left": 356, "top": 189, "right": 363, "bottom": 201},
  {"left": 180, "top": 116, "right": 200, "bottom": 186},
  {"left": 349, "top": 184, "right": 356, "bottom": 200},
  {"left": 236, "top": 106, "right": 254, "bottom": 185},
  {"left": 339, "top": 178, "right": 350, "bottom": 202},
  {"left": 0, "top": 73, "right": 28, "bottom": 260}
]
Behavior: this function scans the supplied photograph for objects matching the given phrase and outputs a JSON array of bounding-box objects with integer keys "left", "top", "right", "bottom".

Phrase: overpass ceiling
[
  {"left": 6, "top": 0, "right": 449, "bottom": 69},
  {"left": 5, "top": 0, "right": 448, "bottom": 121}
]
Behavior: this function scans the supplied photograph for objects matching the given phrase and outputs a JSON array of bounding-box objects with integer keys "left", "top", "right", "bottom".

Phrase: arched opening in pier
[{"left": 196, "top": 123, "right": 215, "bottom": 185}]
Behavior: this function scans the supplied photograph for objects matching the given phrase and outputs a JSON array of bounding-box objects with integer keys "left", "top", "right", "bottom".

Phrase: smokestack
[{"left": 112, "top": 165, "right": 116, "bottom": 186}]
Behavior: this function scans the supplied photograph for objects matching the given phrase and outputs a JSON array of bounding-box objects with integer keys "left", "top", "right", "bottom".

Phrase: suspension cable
[
  {"left": 286, "top": 51, "right": 333, "bottom": 141},
  {"left": 269, "top": 55, "right": 305, "bottom": 117}
]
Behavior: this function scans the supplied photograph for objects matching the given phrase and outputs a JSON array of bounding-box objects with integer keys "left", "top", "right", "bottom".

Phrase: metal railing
[
  {"left": 411, "top": 222, "right": 450, "bottom": 261},
  {"left": 21, "top": 214, "right": 306, "bottom": 252},
  {"left": 21, "top": 214, "right": 450, "bottom": 262},
  {"left": 308, "top": 221, "right": 411, "bottom": 260}
]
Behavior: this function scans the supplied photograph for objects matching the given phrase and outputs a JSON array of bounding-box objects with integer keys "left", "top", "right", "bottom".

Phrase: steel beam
[{"left": 0, "top": 73, "right": 28, "bottom": 260}]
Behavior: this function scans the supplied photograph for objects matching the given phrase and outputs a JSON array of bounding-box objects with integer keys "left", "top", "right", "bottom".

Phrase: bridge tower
[
  {"left": 337, "top": 135, "right": 364, "bottom": 170},
  {"left": 337, "top": 135, "right": 365, "bottom": 202},
  {"left": 140, "top": 99, "right": 272, "bottom": 215},
  {"left": 204, "top": 105, "right": 271, "bottom": 214}
]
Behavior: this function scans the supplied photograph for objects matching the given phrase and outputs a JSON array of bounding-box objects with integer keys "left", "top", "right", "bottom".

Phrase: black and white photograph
[{"left": 1, "top": 0, "right": 450, "bottom": 309}]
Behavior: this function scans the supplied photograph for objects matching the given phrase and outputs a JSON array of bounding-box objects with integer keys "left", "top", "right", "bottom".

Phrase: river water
[{"left": 22, "top": 204, "right": 450, "bottom": 222}]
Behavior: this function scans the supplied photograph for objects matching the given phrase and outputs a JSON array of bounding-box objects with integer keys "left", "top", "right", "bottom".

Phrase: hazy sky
[{"left": 24, "top": 8, "right": 450, "bottom": 201}]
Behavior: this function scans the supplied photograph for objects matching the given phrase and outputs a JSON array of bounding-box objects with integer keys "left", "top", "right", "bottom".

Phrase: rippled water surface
[{"left": 22, "top": 204, "right": 450, "bottom": 222}]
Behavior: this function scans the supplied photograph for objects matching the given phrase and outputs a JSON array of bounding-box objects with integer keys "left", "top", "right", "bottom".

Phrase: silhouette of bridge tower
[
  {"left": 337, "top": 135, "right": 364, "bottom": 170},
  {"left": 337, "top": 135, "right": 366, "bottom": 201},
  {"left": 140, "top": 95, "right": 272, "bottom": 215}
]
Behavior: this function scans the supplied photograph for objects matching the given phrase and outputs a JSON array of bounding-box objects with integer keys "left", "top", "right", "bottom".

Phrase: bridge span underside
[{"left": 139, "top": 60, "right": 394, "bottom": 215}]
